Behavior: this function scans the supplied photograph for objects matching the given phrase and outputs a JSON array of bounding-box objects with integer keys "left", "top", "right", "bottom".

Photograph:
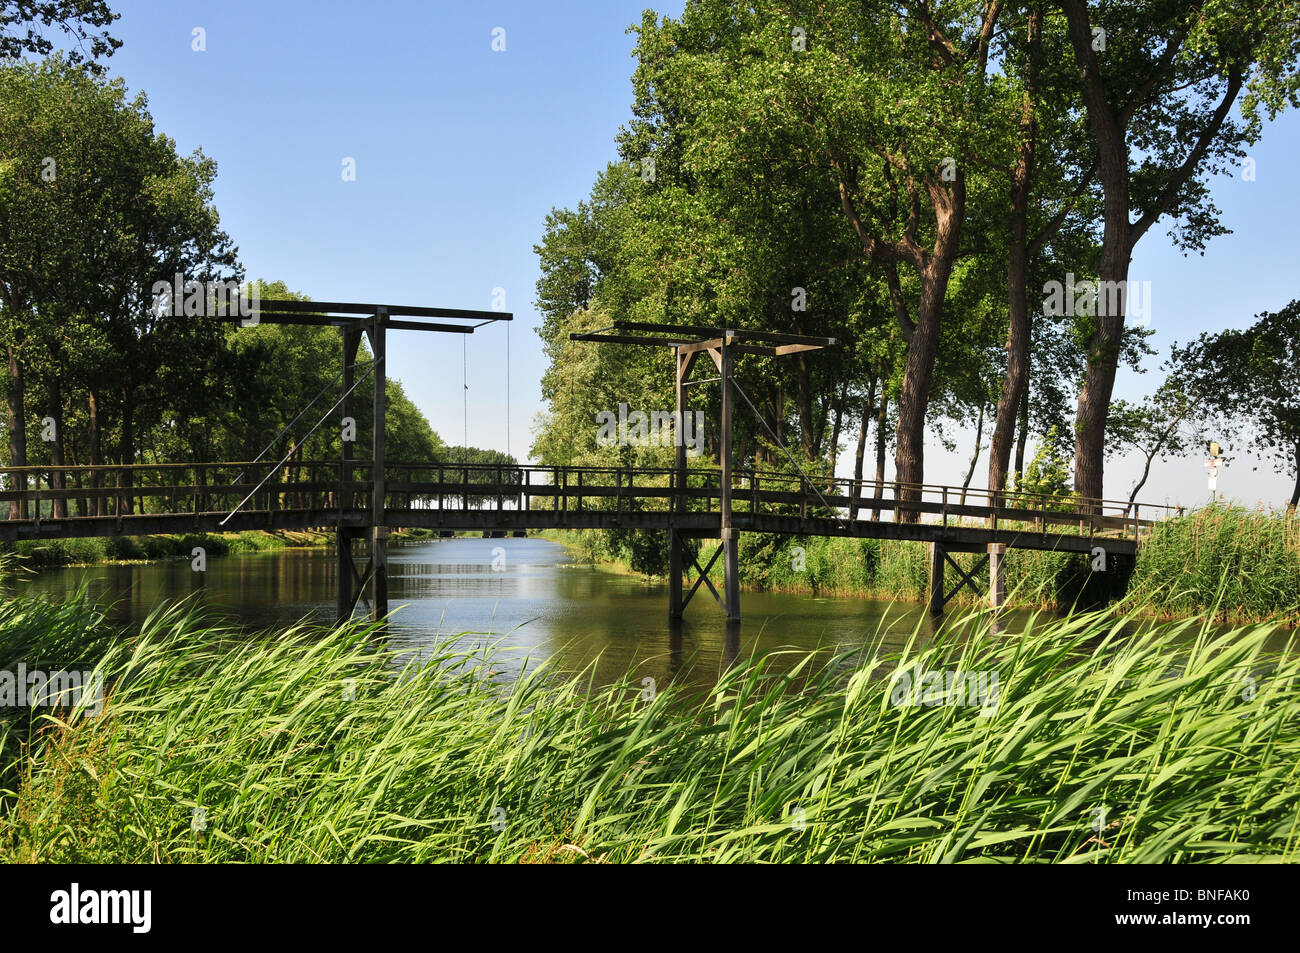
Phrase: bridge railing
[
  {"left": 0, "top": 461, "right": 354, "bottom": 523},
  {"left": 721, "top": 470, "right": 1181, "bottom": 541},
  {"left": 0, "top": 461, "right": 1182, "bottom": 543}
]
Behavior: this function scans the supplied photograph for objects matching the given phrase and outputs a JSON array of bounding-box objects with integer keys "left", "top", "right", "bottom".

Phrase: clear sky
[{"left": 93, "top": 0, "right": 1298, "bottom": 508}]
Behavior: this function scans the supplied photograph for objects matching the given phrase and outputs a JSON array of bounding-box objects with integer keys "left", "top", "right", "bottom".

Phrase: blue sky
[{"left": 94, "top": 0, "right": 1298, "bottom": 506}]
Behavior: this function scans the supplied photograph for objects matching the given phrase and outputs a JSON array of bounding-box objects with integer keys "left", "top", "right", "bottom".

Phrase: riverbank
[
  {"left": 0, "top": 527, "right": 440, "bottom": 570},
  {"left": 1, "top": 595, "right": 1295, "bottom": 862},
  {"left": 540, "top": 505, "right": 1300, "bottom": 626}
]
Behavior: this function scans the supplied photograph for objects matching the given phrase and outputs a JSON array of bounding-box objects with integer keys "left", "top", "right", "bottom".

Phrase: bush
[{"left": 10, "top": 538, "right": 108, "bottom": 567}]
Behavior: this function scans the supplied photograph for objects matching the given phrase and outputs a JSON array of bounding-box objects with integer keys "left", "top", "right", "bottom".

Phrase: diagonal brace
[{"left": 942, "top": 551, "right": 989, "bottom": 607}]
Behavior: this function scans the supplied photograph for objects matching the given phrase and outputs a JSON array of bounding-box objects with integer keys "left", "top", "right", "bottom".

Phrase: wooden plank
[
  {"left": 246, "top": 299, "right": 513, "bottom": 321},
  {"left": 568, "top": 332, "right": 695, "bottom": 347}
]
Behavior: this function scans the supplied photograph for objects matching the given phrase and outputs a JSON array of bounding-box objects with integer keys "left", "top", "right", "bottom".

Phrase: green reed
[{"left": 1, "top": 593, "right": 1296, "bottom": 863}]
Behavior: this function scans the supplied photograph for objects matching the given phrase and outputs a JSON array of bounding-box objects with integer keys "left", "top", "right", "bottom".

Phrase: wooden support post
[
  {"left": 668, "top": 347, "right": 693, "bottom": 623},
  {"left": 336, "top": 527, "right": 353, "bottom": 621},
  {"left": 369, "top": 309, "right": 388, "bottom": 620},
  {"left": 336, "top": 328, "right": 360, "bottom": 623},
  {"left": 720, "top": 337, "right": 740, "bottom": 622},
  {"left": 929, "top": 541, "right": 946, "bottom": 618},
  {"left": 988, "top": 543, "right": 1007, "bottom": 611}
]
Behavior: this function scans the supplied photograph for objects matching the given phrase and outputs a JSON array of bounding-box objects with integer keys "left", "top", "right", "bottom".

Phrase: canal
[{"left": 3, "top": 537, "right": 1022, "bottom": 689}]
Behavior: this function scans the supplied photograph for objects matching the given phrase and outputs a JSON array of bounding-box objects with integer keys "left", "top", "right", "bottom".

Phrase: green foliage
[
  {"left": 0, "top": 68, "right": 444, "bottom": 488},
  {"left": 10, "top": 537, "right": 107, "bottom": 566},
  {"left": 1015, "top": 427, "right": 1073, "bottom": 501},
  {"left": 0, "top": 1, "right": 121, "bottom": 72}
]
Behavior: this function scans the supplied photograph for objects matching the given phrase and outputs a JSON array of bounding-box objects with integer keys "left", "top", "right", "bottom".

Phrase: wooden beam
[
  {"left": 370, "top": 310, "right": 388, "bottom": 620},
  {"left": 677, "top": 337, "right": 725, "bottom": 355},
  {"left": 569, "top": 332, "right": 696, "bottom": 347},
  {"left": 251, "top": 299, "right": 513, "bottom": 321},
  {"left": 613, "top": 321, "right": 835, "bottom": 348}
]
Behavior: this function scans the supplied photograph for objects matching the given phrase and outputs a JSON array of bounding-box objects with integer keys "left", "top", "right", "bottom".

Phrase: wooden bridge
[
  {"left": 0, "top": 459, "right": 1175, "bottom": 622},
  {"left": 0, "top": 299, "right": 1178, "bottom": 625}
]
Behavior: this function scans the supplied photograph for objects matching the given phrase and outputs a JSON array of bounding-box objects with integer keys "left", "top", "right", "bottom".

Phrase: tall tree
[{"left": 1059, "top": 0, "right": 1300, "bottom": 503}]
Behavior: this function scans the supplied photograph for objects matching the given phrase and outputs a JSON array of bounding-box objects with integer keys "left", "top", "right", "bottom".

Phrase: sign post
[{"left": 1204, "top": 441, "right": 1224, "bottom": 503}]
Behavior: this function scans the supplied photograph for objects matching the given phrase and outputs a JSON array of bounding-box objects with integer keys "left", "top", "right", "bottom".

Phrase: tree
[
  {"left": 1174, "top": 301, "right": 1300, "bottom": 510},
  {"left": 1, "top": 57, "right": 235, "bottom": 514},
  {"left": 1059, "top": 0, "right": 1300, "bottom": 503},
  {"left": 1105, "top": 385, "right": 1195, "bottom": 514},
  {"left": 987, "top": 2, "right": 1101, "bottom": 495},
  {"left": 1017, "top": 425, "right": 1073, "bottom": 504},
  {"left": 0, "top": 1, "right": 120, "bottom": 71}
]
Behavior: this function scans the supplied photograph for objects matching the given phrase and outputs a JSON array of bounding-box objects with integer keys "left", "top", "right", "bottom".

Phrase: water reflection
[{"left": 5, "top": 537, "right": 1040, "bottom": 692}]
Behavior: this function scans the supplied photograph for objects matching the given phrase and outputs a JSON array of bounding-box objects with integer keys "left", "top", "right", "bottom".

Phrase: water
[{"left": 2, "top": 537, "right": 978, "bottom": 691}]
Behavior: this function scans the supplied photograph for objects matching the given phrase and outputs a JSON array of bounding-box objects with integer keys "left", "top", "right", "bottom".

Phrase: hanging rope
[
  {"left": 220, "top": 358, "right": 378, "bottom": 526},
  {"left": 731, "top": 376, "right": 840, "bottom": 521},
  {"left": 231, "top": 361, "right": 366, "bottom": 484}
]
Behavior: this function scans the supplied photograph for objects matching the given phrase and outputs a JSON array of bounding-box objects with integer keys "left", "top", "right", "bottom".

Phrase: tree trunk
[
  {"left": 796, "top": 356, "right": 814, "bottom": 459},
  {"left": 851, "top": 377, "right": 875, "bottom": 521},
  {"left": 990, "top": 8, "right": 1040, "bottom": 501},
  {"left": 88, "top": 389, "right": 103, "bottom": 516},
  {"left": 48, "top": 379, "right": 67, "bottom": 519},
  {"left": 1127, "top": 450, "right": 1157, "bottom": 515},
  {"left": 960, "top": 403, "right": 986, "bottom": 506},
  {"left": 826, "top": 375, "right": 848, "bottom": 490},
  {"left": 1289, "top": 441, "right": 1299, "bottom": 511},
  {"left": 894, "top": 186, "right": 964, "bottom": 522},
  {"left": 1014, "top": 386, "right": 1029, "bottom": 491},
  {"left": 119, "top": 400, "right": 134, "bottom": 515}
]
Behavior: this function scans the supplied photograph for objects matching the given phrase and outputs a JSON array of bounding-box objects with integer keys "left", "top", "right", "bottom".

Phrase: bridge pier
[
  {"left": 668, "top": 531, "right": 683, "bottom": 623},
  {"left": 988, "top": 543, "right": 1007, "bottom": 612},
  {"left": 336, "top": 526, "right": 353, "bottom": 621},
  {"left": 929, "top": 542, "right": 947, "bottom": 619}
]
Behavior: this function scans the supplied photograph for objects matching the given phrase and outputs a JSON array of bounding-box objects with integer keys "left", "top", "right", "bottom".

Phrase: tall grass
[
  {"left": 1, "top": 595, "right": 1296, "bottom": 863},
  {"left": 1130, "top": 505, "right": 1300, "bottom": 624}
]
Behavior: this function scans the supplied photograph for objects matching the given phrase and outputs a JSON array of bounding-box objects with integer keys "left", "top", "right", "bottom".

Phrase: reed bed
[
  {"left": 1, "top": 595, "right": 1297, "bottom": 863},
  {"left": 1130, "top": 505, "right": 1300, "bottom": 624}
]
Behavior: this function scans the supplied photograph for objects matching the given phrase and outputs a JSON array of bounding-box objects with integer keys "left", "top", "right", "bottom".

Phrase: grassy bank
[
  {"left": 1, "top": 595, "right": 1297, "bottom": 862},
  {"left": 542, "top": 506, "right": 1300, "bottom": 624},
  {"left": 1, "top": 527, "right": 439, "bottom": 570}
]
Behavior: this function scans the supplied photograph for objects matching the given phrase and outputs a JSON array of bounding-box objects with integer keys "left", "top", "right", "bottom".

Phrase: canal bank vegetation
[
  {"left": 0, "top": 530, "right": 335, "bottom": 569},
  {"left": 1, "top": 595, "right": 1297, "bottom": 863},
  {"left": 541, "top": 505, "right": 1300, "bottom": 625},
  {"left": 0, "top": 527, "right": 449, "bottom": 571}
]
